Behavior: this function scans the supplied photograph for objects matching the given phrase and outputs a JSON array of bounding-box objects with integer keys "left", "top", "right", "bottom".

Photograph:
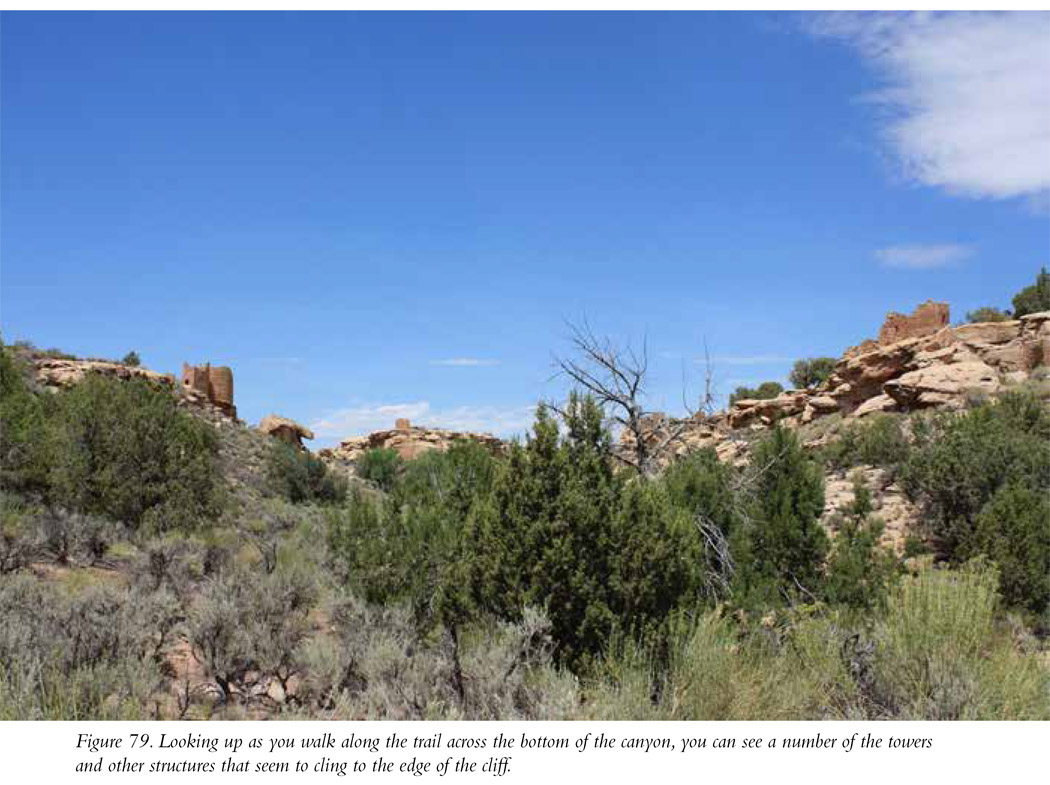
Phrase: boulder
[
  {"left": 258, "top": 415, "right": 315, "bottom": 448},
  {"left": 883, "top": 360, "right": 999, "bottom": 409},
  {"left": 851, "top": 393, "right": 898, "bottom": 418}
]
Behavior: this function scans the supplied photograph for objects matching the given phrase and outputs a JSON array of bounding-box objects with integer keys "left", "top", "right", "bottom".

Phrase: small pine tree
[
  {"left": 355, "top": 447, "right": 403, "bottom": 492},
  {"left": 965, "top": 307, "right": 1011, "bottom": 324},
  {"left": 732, "top": 425, "right": 828, "bottom": 608},
  {"left": 1011, "top": 267, "right": 1050, "bottom": 318},
  {"left": 729, "top": 381, "right": 784, "bottom": 405},
  {"left": 789, "top": 357, "right": 836, "bottom": 390},
  {"left": 823, "top": 479, "right": 899, "bottom": 611},
  {"left": 121, "top": 351, "right": 141, "bottom": 367}
]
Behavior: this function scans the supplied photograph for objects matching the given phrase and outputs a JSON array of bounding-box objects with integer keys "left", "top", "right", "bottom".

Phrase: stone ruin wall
[
  {"left": 843, "top": 300, "right": 951, "bottom": 359},
  {"left": 180, "top": 362, "right": 236, "bottom": 418},
  {"left": 876, "top": 300, "right": 950, "bottom": 346}
]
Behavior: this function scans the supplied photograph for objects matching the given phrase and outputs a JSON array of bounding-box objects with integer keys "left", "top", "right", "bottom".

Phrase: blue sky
[{"left": 2, "top": 11, "right": 1048, "bottom": 446}]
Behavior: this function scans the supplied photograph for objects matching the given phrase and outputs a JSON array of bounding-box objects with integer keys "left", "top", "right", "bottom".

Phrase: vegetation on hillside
[
  {"left": 0, "top": 335, "right": 1047, "bottom": 720},
  {"left": 789, "top": 357, "right": 836, "bottom": 390},
  {"left": 729, "top": 380, "right": 784, "bottom": 405}
]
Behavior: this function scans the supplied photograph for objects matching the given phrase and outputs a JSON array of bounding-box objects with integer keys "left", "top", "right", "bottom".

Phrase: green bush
[
  {"left": 823, "top": 481, "right": 900, "bottom": 611},
  {"left": 267, "top": 441, "right": 346, "bottom": 505},
  {"left": 467, "top": 396, "right": 713, "bottom": 670},
  {"left": 731, "top": 426, "right": 828, "bottom": 609},
  {"left": 971, "top": 485, "right": 1050, "bottom": 615},
  {"left": 729, "top": 381, "right": 783, "bottom": 406},
  {"left": 820, "top": 414, "right": 910, "bottom": 471},
  {"left": 870, "top": 563, "right": 1048, "bottom": 719},
  {"left": 329, "top": 486, "right": 467, "bottom": 631},
  {"left": 0, "top": 343, "right": 51, "bottom": 494},
  {"left": 121, "top": 350, "right": 141, "bottom": 367},
  {"left": 355, "top": 447, "right": 403, "bottom": 492},
  {"left": 789, "top": 357, "right": 836, "bottom": 390},
  {"left": 900, "top": 391, "right": 1050, "bottom": 583},
  {"left": 965, "top": 307, "right": 1011, "bottom": 323},
  {"left": 330, "top": 442, "right": 501, "bottom": 631},
  {"left": 585, "top": 562, "right": 1048, "bottom": 720},
  {"left": 45, "top": 374, "right": 223, "bottom": 532},
  {"left": 1011, "top": 267, "right": 1050, "bottom": 319}
]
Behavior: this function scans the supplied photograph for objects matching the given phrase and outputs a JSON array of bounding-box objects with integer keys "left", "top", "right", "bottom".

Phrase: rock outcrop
[
  {"left": 25, "top": 354, "right": 240, "bottom": 423},
  {"left": 623, "top": 307, "right": 1050, "bottom": 465},
  {"left": 319, "top": 419, "right": 504, "bottom": 464},
  {"left": 821, "top": 466, "right": 919, "bottom": 555},
  {"left": 31, "top": 356, "right": 175, "bottom": 391},
  {"left": 843, "top": 300, "right": 950, "bottom": 359},
  {"left": 258, "top": 415, "right": 315, "bottom": 449}
]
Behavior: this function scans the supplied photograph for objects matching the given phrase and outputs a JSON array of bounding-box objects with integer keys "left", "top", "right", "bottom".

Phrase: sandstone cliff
[
  {"left": 319, "top": 418, "right": 504, "bottom": 466},
  {"left": 620, "top": 307, "right": 1050, "bottom": 467}
]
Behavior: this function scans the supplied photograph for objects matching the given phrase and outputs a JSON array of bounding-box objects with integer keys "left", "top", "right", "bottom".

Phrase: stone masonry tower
[{"left": 180, "top": 362, "right": 236, "bottom": 418}]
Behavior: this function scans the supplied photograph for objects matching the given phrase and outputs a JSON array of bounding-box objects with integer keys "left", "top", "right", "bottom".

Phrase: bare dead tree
[
  {"left": 695, "top": 513, "right": 734, "bottom": 600},
  {"left": 551, "top": 318, "right": 716, "bottom": 475}
]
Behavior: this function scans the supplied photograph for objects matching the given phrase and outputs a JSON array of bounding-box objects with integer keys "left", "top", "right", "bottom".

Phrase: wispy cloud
[
  {"left": 707, "top": 355, "right": 793, "bottom": 366},
  {"left": 429, "top": 358, "right": 500, "bottom": 367},
  {"left": 809, "top": 12, "right": 1050, "bottom": 202},
  {"left": 310, "top": 401, "right": 535, "bottom": 442},
  {"left": 875, "top": 243, "right": 974, "bottom": 269}
]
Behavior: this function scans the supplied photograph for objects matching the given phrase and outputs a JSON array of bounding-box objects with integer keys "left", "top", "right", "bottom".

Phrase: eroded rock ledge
[
  {"left": 621, "top": 307, "right": 1050, "bottom": 467},
  {"left": 319, "top": 417, "right": 504, "bottom": 465}
]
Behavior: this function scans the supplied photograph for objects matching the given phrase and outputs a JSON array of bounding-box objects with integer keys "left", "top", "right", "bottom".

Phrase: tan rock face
[
  {"left": 625, "top": 307, "right": 1050, "bottom": 470},
  {"left": 27, "top": 355, "right": 242, "bottom": 422},
  {"left": 32, "top": 357, "right": 175, "bottom": 392},
  {"left": 727, "top": 391, "right": 809, "bottom": 429},
  {"left": 821, "top": 467, "right": 919, "bottom": 555},
  {"left": 883, "top": 361, "right": 999, "bottom": 408},
  {"left": 320, "top": 421, "right": 504, "bottom": 464},
  {"left": 258, "top": 415, "right": 315, "bottom": 449}
]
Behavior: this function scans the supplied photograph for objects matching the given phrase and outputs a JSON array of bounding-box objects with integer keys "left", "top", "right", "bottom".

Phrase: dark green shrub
[
  {"left": 789, "top": 357, "right": 836, "bottom": 390},
  {"left": 729, "top": 381, "right": 784, "bottom": 406},
  {"left": 900, "top": 390, "right": 1050, "bottom": 567},
  {"left": 731, "top": 426, "right": 828, "bottom": 608},
  {"left": 329, "top": 484, "right": 469, "bottom": 632},
  {"left": 823, "top": 481, "right": 900, "bottom": 611},
  {"left": 46, "top": 374, "right": 223, "bottom": 532},
  {"left": 267, "top": 441, "right": 346, "bottom": 505},
  {"left": 0, "top": 343, "right": 50, "bottom": 494},
  {"left": 971, "top": 485, "right": 1049, "bottom": 615},
  {"left": 902, "top": 534, "right": 928, "bottom": 559},
  {"left": 393, "top": 440, "right": 498, "bottom": 513},
  {"left": 355, "top": 447, "right": 403, "bottom": 492},
  {"left": 466, "top": 396, "right": 714, "bottom": 669},
  {"left": 1011, "top": 267, "right": 1050, "bottom": 318},
  {"left": 330, "top": 442, "right": 500, "bottom": 638},
  {"left": 121, "top": 350, "right": 141, "bottom": 367},
  {"left": 965, "top": 307, "right": 1011, "bottom": 323},
  {"left": 820, "top": 414, "right": 910, "bottom": 471},
  {"left": 467, "top": 397, "right": 620, "bottom": 669}
]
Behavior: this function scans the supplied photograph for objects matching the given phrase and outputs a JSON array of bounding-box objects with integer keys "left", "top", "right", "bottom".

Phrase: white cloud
[
  {"left": 310, "top": 401, "right": 535, "bottom": 442},
  {"left": 430, "top": 358, "right": 500, "bottom": 367},
  {"left": 874, "top": 243, "right": 974, "bottom": 269},
  {"left": 810, "top": 12, "right": 1050, "bottom": 201}
]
